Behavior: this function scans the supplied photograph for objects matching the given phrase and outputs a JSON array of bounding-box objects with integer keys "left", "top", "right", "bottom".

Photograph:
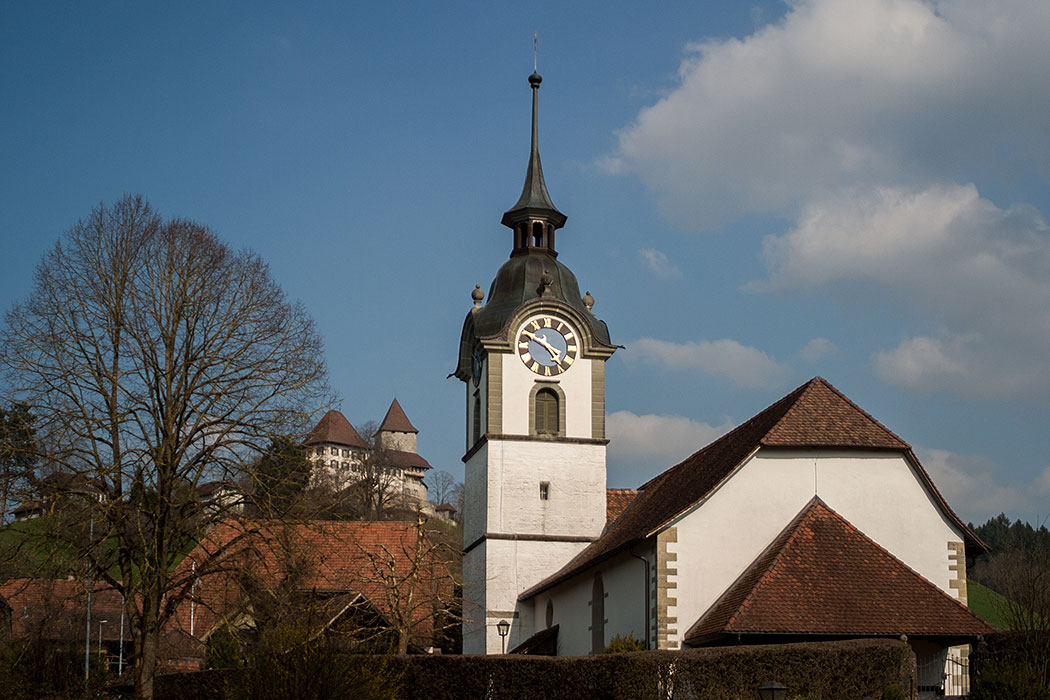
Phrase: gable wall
[{"left": 671, "top": 449, "right": 966, "bottom": 646}]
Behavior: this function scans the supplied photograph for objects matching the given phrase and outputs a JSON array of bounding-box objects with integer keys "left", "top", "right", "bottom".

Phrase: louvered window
[{"left": 535, "top": 388, "right": 559, "bottom": 435}]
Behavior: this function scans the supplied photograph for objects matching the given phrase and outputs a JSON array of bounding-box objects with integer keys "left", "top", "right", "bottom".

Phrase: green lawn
[{"left": 968, "top": 580, "right": 1013, "bottom": 630}]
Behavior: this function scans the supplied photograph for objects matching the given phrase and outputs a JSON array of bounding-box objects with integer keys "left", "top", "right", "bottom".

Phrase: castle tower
[{"left": 454, "top": 71, "right": 617, "bottom": 654}]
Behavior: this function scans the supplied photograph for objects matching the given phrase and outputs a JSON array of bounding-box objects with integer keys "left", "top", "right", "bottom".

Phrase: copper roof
[
  {"left": 684, "top": 498, "right": 995, "bottom": 643},
  {"left": 379, "top": 398, "right": 418, "bottom": 434},
  {"left": 305, "top": 410, "right": 368, "bottom": 448},
  {"left": 521, "top": 377, "right": 981, "bottom": 600}
]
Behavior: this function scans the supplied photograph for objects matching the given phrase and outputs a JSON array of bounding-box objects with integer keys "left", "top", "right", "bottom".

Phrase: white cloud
[
  {"left": 611, "top": 0, "right": 1050, "bottom": 229},
  {"left": 917, "top": 447, "right": 1045, "bottom": 524},
  {"left": 1037, "top": 467, "right": 1050, "bottom": 498},
  {"left": 800, "top": 337, "right": 837, "bottom": 363},
  {"left": 638, "top": 248, "right": 681, "bottom": 278},
  {"left": 627, "top": 337, "right": 789, "bottom": 388},
  {"left": 758, "top": 184, "right": 1050, "bottom": 397},
  {"left": 608, "top": 410, "right": 733, "bottom": 471}
]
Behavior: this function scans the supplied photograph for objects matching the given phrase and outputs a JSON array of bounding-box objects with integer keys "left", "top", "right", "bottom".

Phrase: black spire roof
[{"left": 501, "top": 72, "right": 567, "bottom": 231}]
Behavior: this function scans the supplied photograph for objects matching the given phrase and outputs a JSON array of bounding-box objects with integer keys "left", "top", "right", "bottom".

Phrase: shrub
[
  {"left": 605, "top": 633, "right": 646, "bottom": 654},
  {"left": 204, "top": 626, "right": 242, "bottom": 670},
  {"left": 223, "top": 624, "right": 402, "bottom": 700},
  {"left": 973, "top": 661, "right": 1050, "bottom": 700}
]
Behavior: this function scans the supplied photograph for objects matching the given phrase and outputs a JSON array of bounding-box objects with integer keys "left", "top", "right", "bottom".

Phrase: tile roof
[
  {"left": 305, "top": 410, "right": 368, "bottom": 449},
  {"left": 169, "top": 520, "right": 446, "bottom": 642},
  {"left": 521, "top": 377, "right": 980, "bottom": 599},
  {"left": 0, "top": 578, "right": 128, "bottom": 641},
  {"left": 684, "top": 498, "right": 995, "bottom": 643},
  {"left": 606, "top": 488, "right": 638, "bottom": 526},
  {"left": 379, "top": 398, "right": 418, "bottom": 434}
]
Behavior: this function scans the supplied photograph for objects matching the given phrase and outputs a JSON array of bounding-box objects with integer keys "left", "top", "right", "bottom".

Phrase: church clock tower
[{"left": 454, "top": 71, "right": 617, "bottom": 654}]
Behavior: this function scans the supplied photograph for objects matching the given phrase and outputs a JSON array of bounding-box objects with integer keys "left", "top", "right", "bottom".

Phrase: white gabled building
[{"left": 454, "top": 71, "right": 994, "bottom": 686}]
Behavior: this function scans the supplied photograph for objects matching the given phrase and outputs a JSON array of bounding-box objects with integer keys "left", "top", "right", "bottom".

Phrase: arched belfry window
[
  {"left": 591, "top": 573, "right": 605, "bottom": 653},
  {"left": 536, "top": 389, "right": 558, "bottom": 434},
  {"left": 530, "top": 383, "right": 566, "bottom": 437},
  {"left": 532, "top": 221, "right": 544, "bottom": 248},
  {"left": 472, "top": 391, "right": 482, "bottom": 444}
]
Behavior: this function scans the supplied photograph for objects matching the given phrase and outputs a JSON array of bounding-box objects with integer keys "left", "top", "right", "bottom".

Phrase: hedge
[{"left": 152, "top": 638, "right": 915, "bottom": 700}]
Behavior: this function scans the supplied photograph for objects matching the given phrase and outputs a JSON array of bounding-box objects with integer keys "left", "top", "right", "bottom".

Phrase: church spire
[{"left": 501, "top": 70, "right": 567, "bottom": 254}]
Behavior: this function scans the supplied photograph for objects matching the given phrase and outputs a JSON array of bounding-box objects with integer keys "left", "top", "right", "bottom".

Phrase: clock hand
[{"left": 523, "top": 330, "right": 561, "bottom": 362}]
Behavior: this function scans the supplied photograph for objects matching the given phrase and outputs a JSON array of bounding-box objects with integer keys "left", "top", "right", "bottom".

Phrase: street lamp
[
  {"left": 496, "top": 619, "right": 510, "bottom": 654},
  {"left": 758, "top": 681, "right": 788, "bottom": 700},
  {"left": 98, "top": 620, "right": 108, "bottom": 656}
]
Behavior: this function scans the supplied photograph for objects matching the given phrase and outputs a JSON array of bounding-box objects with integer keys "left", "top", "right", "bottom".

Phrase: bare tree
[
  {"left": 347, "top": 421, "right": 406, "bottom": 521},
  {"left": 0, "top": 196, "right": 330, "bottom": 699},
  {"left": 350, "top": 515, "right": 460, "bottom": 653},
  {"left": 0, "top": 402, "right": 34, "bottom": 524},
  {"left": 426, "top": 470, "right": 458, "bottom": 507}
]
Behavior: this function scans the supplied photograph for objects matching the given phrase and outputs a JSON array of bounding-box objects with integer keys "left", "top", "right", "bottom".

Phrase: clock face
[{"left": 516, "top": 315, "right": 578, "bottom": 376}]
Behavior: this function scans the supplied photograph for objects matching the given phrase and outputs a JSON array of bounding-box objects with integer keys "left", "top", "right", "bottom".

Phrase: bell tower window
[
  {"left": 532, "top": 221, "right": 544, "bottom": 248},
  {"left": 530, "top": 382, "right": 566, "bottom": 437}
]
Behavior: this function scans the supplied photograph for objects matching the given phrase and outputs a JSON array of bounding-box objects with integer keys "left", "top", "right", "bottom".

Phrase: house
[
  {"left": 0, "top": 578, "right": 131, "bottom": 672},
  {"left": 166, "top": 518, "right": 455, "bottom": 661},
  {"left": 305, "top": 398, "right": 432, "bottom": 507},
  {"left": 455, "top": 69, "right": 993, "bottom": 694},
  {"left": 11, "top": 472, "right": 107, "bottom": 522}
]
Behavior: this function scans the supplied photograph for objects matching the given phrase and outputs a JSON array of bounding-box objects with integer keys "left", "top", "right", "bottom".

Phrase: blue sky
[{"left": 3, "top": 1, "right": 1049, "bottom": 525}]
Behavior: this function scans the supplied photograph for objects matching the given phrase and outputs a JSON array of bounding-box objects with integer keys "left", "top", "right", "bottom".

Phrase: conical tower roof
[{"left": 379, "top": 398, "right": 418, "bottom": 434}]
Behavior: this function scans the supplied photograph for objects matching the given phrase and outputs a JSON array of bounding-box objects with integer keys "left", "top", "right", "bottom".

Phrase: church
[{"left": 453, "top": 70, "right": 993, "bottom": 679}]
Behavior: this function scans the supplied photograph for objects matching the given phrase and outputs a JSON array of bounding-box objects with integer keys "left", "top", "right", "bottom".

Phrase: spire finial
[
  {"left": 501, "top": 46, "right": 566, "bottom": 236},
  {"left": 534, "top": 31, "right": 538, "bottom": 73}
]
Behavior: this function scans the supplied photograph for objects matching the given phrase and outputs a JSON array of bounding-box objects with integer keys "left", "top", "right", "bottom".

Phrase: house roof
[
  {"left": 170, "top": 519, "right": 445, "bottom": 641},
  {"left": 606, "top": 489, "right": 638, "bottom": 526},
  {"left": 521, "top": 377, "right": 982, "bottom": 600},
  {"left": 0, "top": 578, "right": 127, "bottom": 641},
  {"left": 197, "top": 480, "right": 238, "bottom": 497},
  {"left": 379, "top": 398, "right": 418, "bottom": 434},
  {"left": 684, "top": 498, "right": 995, "bottom": 644},
  {"left": 305, "top": 410, "right": 368, "bottom": 449}
]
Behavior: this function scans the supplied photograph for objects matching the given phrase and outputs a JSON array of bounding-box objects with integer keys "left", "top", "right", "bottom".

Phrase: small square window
[
  {"left": 330, "top": 446, "right": 338, "bottom": 456},
  {"left": 539, "top": 481, "right": 550, "bottom": 500},
  {"left": 342, "top": 448, "right": 349, "bottom": 457}
]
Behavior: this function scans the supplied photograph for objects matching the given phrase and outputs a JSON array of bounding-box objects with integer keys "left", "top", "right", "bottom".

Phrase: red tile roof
[
  {"left": 305, "top": 410, "right": 368, "bottom": 448},
  {"left": 379, "top": 398, "right": 418, "bottom": 434},
  {"left": 684, "top": 498, "right": 995, "bottom": 643},
  {"left": 606, "top": 489, "right": 638, "bottom": 525},
  {"left": 521, "top": 377, "right": 981, "bottom": 600},
  {"left": 0, "top": 578, "right": 128, "bottom": 641},
  {"left": 169, "top": 520, "right": 447, "bottom": 643}
]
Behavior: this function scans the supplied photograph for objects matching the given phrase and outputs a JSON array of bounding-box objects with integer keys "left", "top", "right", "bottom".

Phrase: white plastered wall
[
  {"left": 531, "top": 548, "right": 652, "bottom": 656},
  {"left": 670, "top": 449, "right": 966, "bottom": 647},
  {"left": 501, "top": 354, "right": 595, "bottom": 438},
  {"left": 480, "top": 439, "right": 607, "bottom": 537}
]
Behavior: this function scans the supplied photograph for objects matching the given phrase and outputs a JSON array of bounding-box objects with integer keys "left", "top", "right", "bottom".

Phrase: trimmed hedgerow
[{"left": 153, "top": 638, "right": 914, "bottom": 700}]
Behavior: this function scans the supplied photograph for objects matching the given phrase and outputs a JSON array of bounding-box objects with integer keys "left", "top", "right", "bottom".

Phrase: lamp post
[
  {"left": 497, "top": 619, "right": 510, "bottom": 654},
  {"left": 758, "top": 681, "right": 788, "bottom": 700},
  {"left": 98, "top": 619, "right": 107, "bottom": 655}
]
